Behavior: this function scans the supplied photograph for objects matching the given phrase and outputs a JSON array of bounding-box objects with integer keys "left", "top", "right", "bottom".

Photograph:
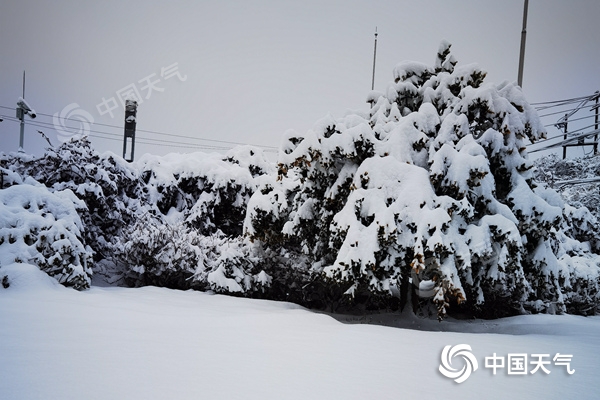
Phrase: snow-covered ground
[{"left": 1, "top": 263, "right": 599, "bottom": 400}]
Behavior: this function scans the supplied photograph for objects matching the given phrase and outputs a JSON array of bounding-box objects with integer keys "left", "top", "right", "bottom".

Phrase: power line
[
  {"left": 531, "top": 94, "right": 593, "bottom": 107},
  {"left": 530, "top": 131, "right": 571, "bottom": 145},
  {"left": 135, "top": 126, "right": 276, "bottom": 148},
  {"left": 528, "top": 128, "right": 600, "bottom": 154},
  {"left": 87, "top": 132, "right": 236, "bottom": 151},
  {"left": 561, "top": 122, "right": 598, "bottom": 136},
  {"left": 537, "top": 103, "right": 598, "bottom": 118},
  {"left": 4, "top": 91, "right": 597, "bottom": 156},
  {"left": 0, "top": 115, "right": 277, "bottom": 152},
  {"left": 535, "top": 105, "right": 595, "bottom": 118},
  {"left": 0, "top": 104, "right": 278, "bottom": 150},
  {"left": 542, "top": 113, "right": 597, "bottom": 127},
  {"left": 36, "top": 108, "right": 276, "bottom": 148},
  {"left": 1, "top": 116, "right": 249, "bottom": 152},
  {"left": 1, "top": 115, "right": 123, "bottom": 138}
]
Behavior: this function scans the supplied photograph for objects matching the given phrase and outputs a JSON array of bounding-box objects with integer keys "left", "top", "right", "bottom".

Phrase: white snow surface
[{"left": 0, "top": 264, "right": 598, "bottom": 400}]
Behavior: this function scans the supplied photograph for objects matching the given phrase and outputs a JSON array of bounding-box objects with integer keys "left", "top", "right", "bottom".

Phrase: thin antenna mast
[
  {"left": 22, "top": 71, "right": 25, "bottom": 98},
  {"left": 517, "top": 0, "right": 529, "bottom": 87},
  {"left": 371, "top": 27, "right": 378, "bottom": 91}
]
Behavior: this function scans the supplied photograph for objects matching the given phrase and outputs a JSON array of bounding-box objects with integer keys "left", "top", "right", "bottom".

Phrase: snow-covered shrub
[
  {"left": 3, "top": 139, "right": 269, "bottom": 287},
  {"left": 115, "top": 213, "right": 200, "bottom": 288},
  {"left": 3, "top": 139, "right": 144, "bottom": 261},
  {"left": 0, "top": 182, "right": 93, "bottom": 289},
  {"left": 138, "top": 146, "right": 272, "bottom": 237},
  {"left": 113, "top": 146, "right": 273, "bottom": 291},
  {"left": 245, "top": 240, "right": 315, "bottom": 306},
  {"left": 117, "top": 147, "right": 272, "bottom": 291},
  {"left": 197, "top": 236, "right": 271, "bottom": 295},
  {"left": 534, "top": 154, "right": 600, "bottom": 241},
  {"left": 246, "top": 41, "right": 600, "bottom": 318},
  {"left": 223, "top": 145, "right": 275, "bottom": 178},
  {"left": 533, "top": 156, "right": 600, "bottom": 314},
  {"left": 2, "top": 139, "right": 275, "bottom": 293},
  {"left": 116, "top": 213, "right": 271, "bottom": 294},
  {"left": 536, "top": 154, "right": 600, "bottom": 204}
]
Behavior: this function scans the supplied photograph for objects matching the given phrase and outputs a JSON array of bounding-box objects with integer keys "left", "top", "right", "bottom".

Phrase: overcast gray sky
[{"left": 1, "top": 0, "right": 599, "bottom": 159}]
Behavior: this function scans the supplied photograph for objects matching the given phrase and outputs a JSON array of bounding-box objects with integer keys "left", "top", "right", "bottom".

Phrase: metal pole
[
  {"left": 19, "top": 119, "right": 25, "bottom": 150},
  {"left": 371, "top": 27, "right": 378, "bottom": 91},
  {"left": 562, "top": 113, "right": 568, "bottom": 159},
  {"left": 594, "top": 92, "right": 599, "bottom": 154},
  {"left": 18, "top": 71, "right": 25, "bottom": 151},
  {"left": 517, "top": 0, "right": 529, "bottom": 87},
  {"left": 122, "top": 129, "right": 127, "bottom": 160}
]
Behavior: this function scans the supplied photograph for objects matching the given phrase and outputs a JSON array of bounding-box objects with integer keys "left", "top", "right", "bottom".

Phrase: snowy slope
[{"left": 1, "top": 264, "right": 598, "bottom": 400}]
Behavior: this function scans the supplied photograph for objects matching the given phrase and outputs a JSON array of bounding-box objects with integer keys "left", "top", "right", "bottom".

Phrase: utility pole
[
  {"left": 517, "top": 0, "right": 529, "bottom": 87},
  {"left": 368, "top": 27, "right": 379, "bottom": 109},
  {"left": 562, "top": 113, "right": 568, "bottom": 159},
  {"left": 19, "top": 71, "right": 25, "bottom": 150},
  {"left": 594, "top": 91, "right": 599, "bottom": 155},
  {"left": 16, "top": 71, "right": 36, "bottom": 152},
  {"left": 371, "top": 27, "right": 378, "bottom": 91}
]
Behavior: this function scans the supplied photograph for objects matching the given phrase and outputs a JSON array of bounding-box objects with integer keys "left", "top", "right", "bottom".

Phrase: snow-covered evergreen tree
[{"left": 246, "top": 41, "right": 600, "bottom": 318}]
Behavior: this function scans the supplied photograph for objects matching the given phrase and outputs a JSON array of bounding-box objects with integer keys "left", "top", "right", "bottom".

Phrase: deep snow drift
[{"left": 0, "top": 263, "right": 598, "bottom": 400}]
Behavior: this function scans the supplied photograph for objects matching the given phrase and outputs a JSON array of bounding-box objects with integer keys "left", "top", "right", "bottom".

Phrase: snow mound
[{"left": 0, "top": 262, "right": 64, "bottom": 292}]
